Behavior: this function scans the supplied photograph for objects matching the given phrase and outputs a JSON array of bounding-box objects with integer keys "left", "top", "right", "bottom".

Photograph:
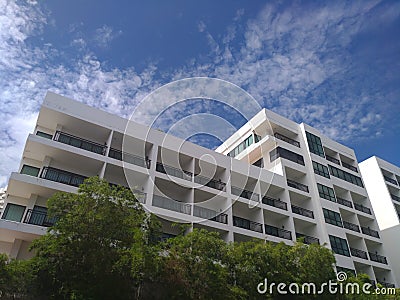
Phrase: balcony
[
  {"left": 274, "top": 133, "right": 300, "bottom": 148},
  {"left": 342, "top": 162, "right": 358, "bottom": 173},
  {"left": 156, "top": 163, "right": 192, "bottom": 181},
  {"left": 265, "top": 224, "right": 292, "bottom": 240},
  {"left": 361, "top": 227, "right": 380, "bottom": 238},
  {"left": 231, "top": 187, "right": 259, "bottom": 201},
  {"left": 233, "top": 216, "right": 263, "bottom": 233},
  {"left": 354, "top": 203, "right": 371, "bottom": 215},
  {"left": 291, "top": 205, "right": 314, "bottom": 219},
  {"left": 194, "top": 175, "right": 226, "bottom": 191},
  {"left": 295, "top": 233, "right": 319, "bottom": 245},
  {"left": 350, "top": 248, "right": 368, "bottom": 260},
  {"left": 391, "top": 194, "right": 400, "bottom": 202},
  {"left": 369, "top": 252, "right": 387, "bottom": 264},
  {"left": 23, "top": 209, "right": 57, "bottom": 227},
  {"left": 378, "top": 282, "right": 395, "bottom": 288},
  {"left": 337, "top": 197, "right": 353, "bottom": 208},
  {"left": 384, "top": 175, "right": 398, "bottom": 186},
  {"left": 108, "top": 148, "right": 150, "bottom": 168},
  {"left": 287, "top": 179, "right": 309, "bottom": 193},
  {"left": 326, "top": 155, "right": 340, "bottom": 165},
  {"left": 40, "top": 167, "right": 86, "bottom": 187},
  {"left": 343, "top": 221, "right": 360, "bottom": 232},
  {"left": 152, "top": 195, "right": 191, "bottom": 215},
  {"left": 193, "top": 206, "right": 228, "bottom": 224},
  {"left": 54, "top": 131, "right": 106, "bottom": 155},
  {"left": 133, "top": 191, "right": 146, "bottom": 204},
  {"left": 261, "top": 196, "right": 287, "bottom": 210}
]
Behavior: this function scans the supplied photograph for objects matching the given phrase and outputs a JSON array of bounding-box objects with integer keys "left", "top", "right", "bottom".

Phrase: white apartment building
[
  {"left": 359, "top": 156, "right": 400, "bottom": 284},
  {"left": 0, "top": 92, "right": 397, "bottom": 287}
]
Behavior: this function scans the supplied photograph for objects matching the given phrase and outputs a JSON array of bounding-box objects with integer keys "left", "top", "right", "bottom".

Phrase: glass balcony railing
[
  {"left": 54, "top": 131, "right": 106, "bottom": 155},
  {"left": 342, "top": 162, "right": 358, "bottom": 173},
  {"left": 273, "top": 133, "right": 300, "bottom": 148},
  {"left": 291, "top": 205, "right": 314, "bottom": 219},
  {"left": 261, "top": 196, "right": 287, "bottom": 210},
  {"left": 343, "top": 221, "right": 360, "bottom": 232},
  {"left": 152, "top": 195, "right": 191, "bottom": 215},
  {"left": 265, "top": 224, "right": 292, "bottom": 240},
  {"left": 326, "top": 155, "right": 340, "bottom": 165},
  {"left": 350, "top": 248, "right": 368, "bottom": 260},
  {"left": 23, "top": 209, "right": 57, "bottom": 227},
  {"left": 361, "top": 227, "right": 380, "bottom": 238},
  {"left": 295, "top": 233, "right": 319, "bottom": 245},
  {"left": 336, "top": 197, "right": 353, "bottom": 208},
  {"left": 391, "top": 194, "right": 400, "bottom": 202},
  {"left": 193, "top": 206, "right": 227, "bottom": 224},
  {"left": 354, "top": 203, "right": 372, "bottom": 215},
  {"left": 231, "top": 186, "right": 259, "bottom": 201},
  {"left": 108, "top": 148, "right": 150, "bottom": 169},
  {"left": 194, "top": 175, "right": 226, "bottom": 191},
  {"left": 156, "top": 163, "right": 192, "bottom": 181},
  {"left": 40, "top": 167, "right": 86, "bottom": 187},
  {"left": 369, "top": 252, "right": 387, "bottom": 264},
  {"left": 384, "top": 175, "right": 398, "bottom": 186},
  {"left": 287, "top": 179, "right": 309, "bottom": 193},
  {"left": 233, "top": 216, "right": 263, "bottom": 233}
]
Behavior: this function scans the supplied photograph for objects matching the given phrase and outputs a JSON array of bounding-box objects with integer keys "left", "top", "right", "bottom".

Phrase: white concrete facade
[{"left": 0, "top": 92, "right": 397, "bottom": 287}]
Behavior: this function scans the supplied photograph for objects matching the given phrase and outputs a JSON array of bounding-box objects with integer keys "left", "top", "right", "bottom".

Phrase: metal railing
[
  {"left": 265, "top": 224, "right": 292, "bottom": 240},
  {"left": 354, "top": 203, "right": 372, "bottom": 215},
  {"left": 326, "top": 155, "right": 340, "bottom": 165},
  {"left": 274, "top": 133, "right": 300, "bottom": 148},
  {"left": 23, "top": 209, "right": 57, "bottom": 227},
  {"left": 156, "top": 162, "right": 192, "bottom": 181},
  {"left": 233, "top": 216, "right": 263, "bottom": 233},
  {"left": 342, "top": 162, "right": 358, "bottom": 173},
  {"left": 287, "top": 179, "right": 309, "bottom": 193},
  {"left": 54, "top": 131, "right": 106, "bottom": 155},
  {"left": 291, "top": 205, "right": 314, "bottom": 218},
  {"left": 343, "top": 221, "right": 360, "bottom": 232},
  {"left": 262, "top": 196, "right": 287, "bottom": 210},
  {"left": 361, "top": 227, "right": 379, "bottom": 238},
  {"left": 231, "top": 186, "right": 259, "bottom": 201},
  {"left": 295, "top": 233, "right": 319, "bottom": 245},
  {"left": 193, "top": 206, "right": 228, "bottom": 224},
  {"left": 384, "top": 175, "right": 398, "bottom": 186},
  {"left": 108, "top": 148, "right": 150, "bottom": 168},
  {"left": 378, "top": 282, "right": 395, "bottom": 288},
  {"left": 369, "top": 252, "right": 387, "bottom": 264},
  {"left": 40, "top": 167, "right": 86, "bottom": 187},
  {"left": 337, "top": 197, "right": 353, "bottom": 208},
  {"left": 194, "top": 175, "right": 226, "bottom": 191},
  {"left": 350, "top": 248, "right": 368, "bottom": 260},
  {"left": 152, "top": 195, "right": 191, "bottom": 215}
]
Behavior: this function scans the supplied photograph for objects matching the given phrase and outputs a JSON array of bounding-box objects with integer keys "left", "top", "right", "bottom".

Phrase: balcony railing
[
  {"left": 342, "top": 162, "right": 358, "bottom": 173},
  {"left": 350, "top": 248, "right": 368, "bottom": 260},
  {"left": 361, "top": 227, "right": 380, "bottom": 238},
  {"left": 54, "top": 131, "right": 106, "bottom": 155},
  {"left": 156, "top": 162, "right": 192, "bottom": 181},
  {"left": 40, "top": 167, "right": 86, "bottom": 187},
  {"left": 265, "top": 224, "right": 292, "bottom": 240},
  {"left": 378, "top": 282, "right": 395, "bottom": 288},
  {"left": 152, "top": 195, "right": 191, "bottom": 215},
  {"left": 343, "top": 221, "right": 360, "bottom": 232},
  {"left": 287, "top": 179, "right": 309, "bottom": 193},
  {"left": 231, "top": 186, "right": 259, "bottom": 201},
  {"left": 390, "top": 194, "right": 400, "bottom": 202},
  {"left": 23, "top": 209, "right": 57, "bottom": 227},
  {"left": 291, "top": 205, "right": 314, "bottom": 219},
  {"left": 354, "top": 203, "right": 372, "bottom": 215},
  {"left": 384, "top": 175, "right": 398, "bottom": 186},
  {"left": 108, "top": 148, "right": 150, "bottom": 168},
  {"left": 337, "top": 197, "right": 353, "bottom": 208},
  {"left": 233, "top": 216, "right": 263, "bottom": 233},
  {"left": 295, "top": 233, "right": 319, "bottom": 245},
  {"left": 133, "top": 190, "right": 146, "bottom": 204},
  {"left": 274, "top": 133, "right": 300, "bottom": 148},
  {"left": 369, "top": 252, "right": 387, "bottom": 264},
  {"left": 194, "top": 175, "right": 226, "bottom": 191},
  {"left": 326, "top": 155, "right": 340, "bottom": 165},
  {"left": 193, "top": 206, "right": 227, "bottom": 224},
  {"left": 262, "top": 196, "right": 287, "bottom": 210}
]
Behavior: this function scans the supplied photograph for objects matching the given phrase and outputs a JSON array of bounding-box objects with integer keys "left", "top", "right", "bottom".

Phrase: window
[
  {"left": 2, "top": 203, "right": 26, "bottom": 222},
  {"left": 227, "top": 133, "right": 260, "bottom": 157},
  {"left": 313, "top": 161, "right": 330, "bottom": 178},
  {"left": 306, "top": 131, "right": 325, "bottom": 157},
  {"left": 20, "top": 165, "right": 40, "bottom": 177},
  {"left": 270, "top": 147, "right": 305, "bottom": 165},
  {"left": 329, "top": 235, "right": 350, "bottom": 256},
  {"left": 317, "top": 183, "right": 336, "bottom": 202},
  {"left": 329, "top": 165, "right": 364, "bottom": 187},
  {"left": 36, "top": 131, "right": 53, "bottom": 139},
  {"left": 323, "top": 208, "right": 342, "bottom": 227}
]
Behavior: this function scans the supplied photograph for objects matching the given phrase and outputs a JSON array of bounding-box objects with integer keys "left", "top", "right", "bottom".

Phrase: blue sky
[{"left": 0, "top": 0, "right": 399, "bottom": 187}]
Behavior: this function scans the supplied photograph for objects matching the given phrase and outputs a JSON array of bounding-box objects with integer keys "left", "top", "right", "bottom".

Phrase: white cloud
[
  {"left": 197, "top": 20, "right": 206, "bottom": 32},
  {"left": 93, "top": 25, "right": 122, "bottom": 48}
]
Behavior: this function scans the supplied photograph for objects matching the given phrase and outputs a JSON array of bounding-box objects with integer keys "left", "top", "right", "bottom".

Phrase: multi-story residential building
[
  {"left": 359, "top": 156, "right": 400, "bottom": 284},
  {"left": 0, "top": 92, "right": 397, "bottom": 287},
  {"left": 0, "top": 187, "right": 6, "bottom": 211}
]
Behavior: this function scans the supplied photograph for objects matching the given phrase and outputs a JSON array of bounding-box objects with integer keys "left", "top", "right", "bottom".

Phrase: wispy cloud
[{"left": 93, "top": 25, "right": 122, "bottom": 48}]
